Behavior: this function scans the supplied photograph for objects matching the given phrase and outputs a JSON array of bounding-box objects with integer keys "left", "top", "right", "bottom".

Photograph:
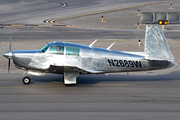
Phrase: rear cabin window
[
  {"left": 48, "top": 46, "right": 64, "bottom": 55},
  {"left": 66, "top": 46, "right": 79, "bottom": 56}
]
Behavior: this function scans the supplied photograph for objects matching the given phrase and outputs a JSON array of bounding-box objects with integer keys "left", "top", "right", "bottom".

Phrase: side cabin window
[
  {"left": 66, "top": 46, "right": 79, "bottom": 56},
  {"left": 48, "top": 46, "right": 64, "bottom": 55}
]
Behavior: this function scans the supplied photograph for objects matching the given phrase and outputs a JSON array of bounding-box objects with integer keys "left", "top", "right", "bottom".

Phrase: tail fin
[{"left": 144, "top": 26, "right": 174, "bottom": 62}]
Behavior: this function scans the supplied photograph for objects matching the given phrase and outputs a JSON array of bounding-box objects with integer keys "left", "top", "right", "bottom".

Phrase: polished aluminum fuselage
[{"left": 12, "top": 42, "right": 174, "bottom": 74}]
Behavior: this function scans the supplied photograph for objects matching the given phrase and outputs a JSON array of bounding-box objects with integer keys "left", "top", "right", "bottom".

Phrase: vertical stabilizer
[{"left": 144, "top": 26, "right": 174, "bottom": 61}]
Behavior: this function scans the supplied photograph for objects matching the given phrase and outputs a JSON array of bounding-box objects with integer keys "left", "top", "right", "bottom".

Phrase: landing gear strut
[
  {"left": 22, "top": 76, "right": 31, "bottom": 85},
  {"left": 63, "top": 71, "right": 79, "bottom": 87}
]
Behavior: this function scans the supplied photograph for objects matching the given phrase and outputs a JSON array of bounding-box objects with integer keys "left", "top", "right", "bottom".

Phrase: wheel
[{"left": 22, "top": 76, "right": 31, "bottom": 85}]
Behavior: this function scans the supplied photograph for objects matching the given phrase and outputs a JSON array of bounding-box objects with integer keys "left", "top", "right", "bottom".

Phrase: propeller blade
[
  {"left": 8, "top": 58, "right": 10, "bottom": 75},
  {"left": 9, "top": 35, "right": 11, "bottom": 52}
]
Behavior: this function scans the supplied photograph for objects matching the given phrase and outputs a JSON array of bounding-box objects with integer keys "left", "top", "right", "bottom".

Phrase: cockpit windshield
[{"left": 41, "top": 44, "right": 50, "bottom": 53}]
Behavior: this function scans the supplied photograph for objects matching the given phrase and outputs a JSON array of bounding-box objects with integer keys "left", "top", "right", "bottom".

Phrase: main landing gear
[
  {"left": 22, "top": 76, "right": 31, "bottom": 85},
  {"left": 63, "top": 71, "right": 79, "bottom": 87}
]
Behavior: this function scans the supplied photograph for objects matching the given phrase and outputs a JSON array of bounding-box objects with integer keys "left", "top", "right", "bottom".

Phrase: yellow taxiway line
[
  {"left": 0, "top": 1, "right": 174, "bottom": 29},
  {"left": 46, "top": 1, "right": 172, "bottom": 28},
  {"left": 0, "top": 84, "right": 134, "bottom": 88},
  {"left": 61, "top": 2, "right": 67, "bottom": 7}
]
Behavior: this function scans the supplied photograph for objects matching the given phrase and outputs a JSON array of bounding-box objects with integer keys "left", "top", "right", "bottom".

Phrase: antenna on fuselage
[
  {"left": 107, "top": 42, "right": 115, "bottom": 50},
  {"left": 89, "top": 39, "right": 97, "bottom": 47}
]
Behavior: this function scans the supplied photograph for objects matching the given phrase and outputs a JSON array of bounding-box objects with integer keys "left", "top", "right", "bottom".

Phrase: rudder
[{"left": 144, "top": 26, "right": 174, "bottom": 61}]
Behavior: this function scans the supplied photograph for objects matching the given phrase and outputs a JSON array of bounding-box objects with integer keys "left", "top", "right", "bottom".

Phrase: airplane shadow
[{"left": 30, "top": 72, "right": 180, "bottom": 85}]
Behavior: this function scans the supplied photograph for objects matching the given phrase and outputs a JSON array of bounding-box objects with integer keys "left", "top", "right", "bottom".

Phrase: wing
[{"left": 47, "top": 65, "right": 103, "bottom": 74}]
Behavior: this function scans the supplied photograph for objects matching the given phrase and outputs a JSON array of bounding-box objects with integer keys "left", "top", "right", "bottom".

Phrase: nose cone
[{"left": 3, "top": 52, "right": 12, "bottom": 59}]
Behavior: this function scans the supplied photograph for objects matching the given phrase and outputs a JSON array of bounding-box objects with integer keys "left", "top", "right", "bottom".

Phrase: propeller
[
  {"left": 3, "top": 35, "right": 12, "bottom": 75},
  {"left": 8, "top": 35, "right": 12, "bottom": 75},
  {"left": 8, "top": 58, "right": 10, "bottom": 74},
  {"left": 9, "top": 35, "right": 11, "bottom": 52}
]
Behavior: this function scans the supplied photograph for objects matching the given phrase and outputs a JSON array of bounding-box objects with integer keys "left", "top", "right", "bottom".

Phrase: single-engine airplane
[{"left": 3, "top": 26, "right": 175, "bottom": 86}]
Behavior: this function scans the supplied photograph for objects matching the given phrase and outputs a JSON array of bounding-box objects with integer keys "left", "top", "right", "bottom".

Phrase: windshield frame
[{"left": 41, "top": 44, "right": 50, "bottom": 53}]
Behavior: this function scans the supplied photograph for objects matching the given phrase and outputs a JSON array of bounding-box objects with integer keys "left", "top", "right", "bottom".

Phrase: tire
[{"left": 22, "top": 76, "right": 31, "bottom": 85}]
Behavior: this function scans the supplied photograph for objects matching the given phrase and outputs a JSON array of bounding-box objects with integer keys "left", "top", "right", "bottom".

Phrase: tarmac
[
  {"left": 56, "top": 1, "right": 180, "bottom": 30},
  {"left": 0, "top": 0, "right": 180, "bottom": 120}
]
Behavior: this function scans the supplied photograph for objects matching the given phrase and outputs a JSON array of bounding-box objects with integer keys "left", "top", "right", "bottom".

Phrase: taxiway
[{"left": 0, "top": 0, "right": 180, "bottom": 120}]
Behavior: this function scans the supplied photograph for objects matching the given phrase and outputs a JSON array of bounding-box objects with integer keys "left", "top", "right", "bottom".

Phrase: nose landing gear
[{"left": 22, "top": 76, "right": 31, "bottom": 85}]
